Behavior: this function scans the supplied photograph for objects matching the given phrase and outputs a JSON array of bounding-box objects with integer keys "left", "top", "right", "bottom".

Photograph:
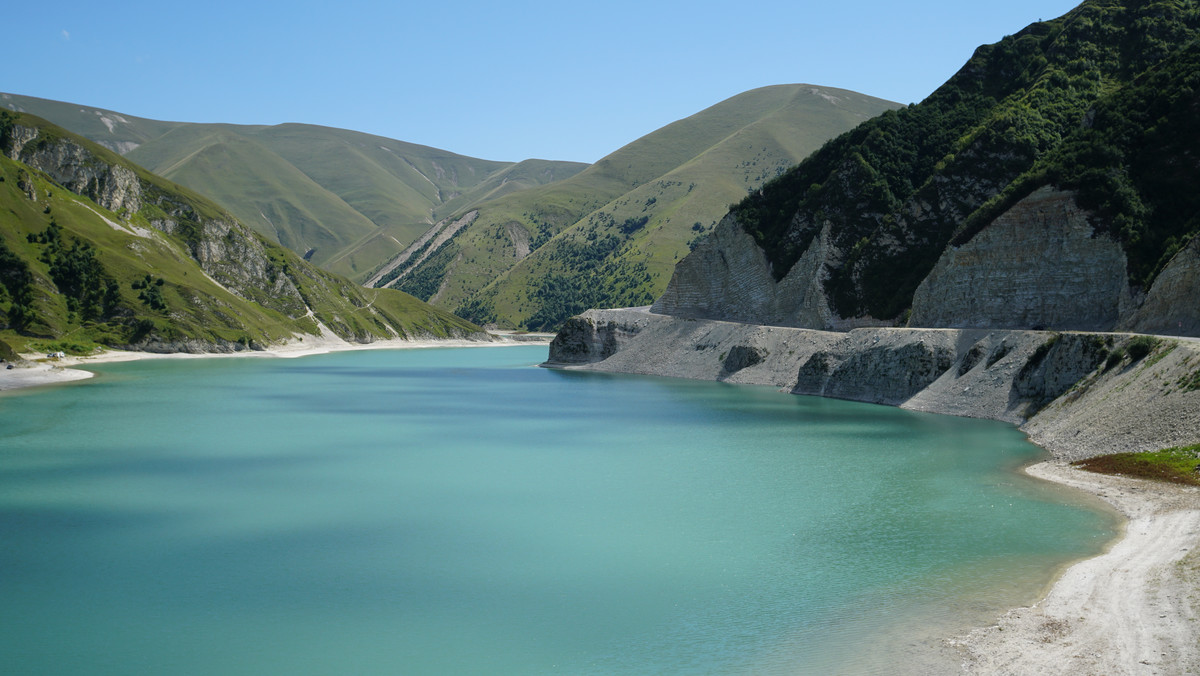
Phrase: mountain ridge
[
  {"left": 379, "top": 84, "right": 901, "bottom": 330},
  {"left": 0, "top": 110, "right": 483, "bottom": 354},
  {"left": 0, "top": 93, "right": 587, "bottom": 280},
  {"left": 652, "top": 0, "right": 1200, "bottom": 336}
]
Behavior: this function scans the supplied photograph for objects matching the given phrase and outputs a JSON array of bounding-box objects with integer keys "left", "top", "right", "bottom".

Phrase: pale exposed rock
[
  {"left": 7, "top": 125, "right": 143, "bottom": 214},
  {"left": 1121, "top": 234, "right": 1200, "bottom": 336},
  {"left": 651, "top": 214, "right": 835, "bottom": 328},
  {"left": 910, "top": 187, "right": 1132, "bottom": 331},
  {"left": 548, "top": 308, "right": 1200, "bottom": 461}
]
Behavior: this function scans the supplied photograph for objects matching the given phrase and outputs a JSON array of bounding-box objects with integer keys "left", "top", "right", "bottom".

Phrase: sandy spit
[
  {"left": 0, "top": 332, "right": 550, "bottom": 393},
  {"left": 952, "top": 462, "right": 1200, "bottom": 675}
]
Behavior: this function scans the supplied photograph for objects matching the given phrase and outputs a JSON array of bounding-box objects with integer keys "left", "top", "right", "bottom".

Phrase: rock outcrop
[
  {"left": 651, "top": 185, "right": 1197, "bottom": 338},
  {"left": 652, "top": 214, "right": 831, "bottom": 328},
  {"left": 7, "top": 125, "right": 142, "bottom": 214},
  {"left": 548, "top": 308, "right": 1200, "bottom": 460},
  {"left": 909, "top": 188, "right": 1133, "bottom": 331},
  {"left": 1121, "top": 235, "right": 1200, "bottom": 337}
]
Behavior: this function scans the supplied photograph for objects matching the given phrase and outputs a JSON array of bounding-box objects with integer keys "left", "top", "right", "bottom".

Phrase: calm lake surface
[{"left": 0, "top": 346, "right": 1114, "bottom": 675}]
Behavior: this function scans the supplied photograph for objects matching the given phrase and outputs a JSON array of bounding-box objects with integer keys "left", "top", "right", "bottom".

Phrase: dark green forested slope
[{"left": 732, "top": 0, "right": 1200, "bottom": 321}]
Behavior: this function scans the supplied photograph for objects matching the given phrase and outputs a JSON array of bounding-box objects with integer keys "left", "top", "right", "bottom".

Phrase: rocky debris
[
  {"left": 547, "top": 308, "right": 1200, "bottom": 461},
  {"left": 721, "top": 345, "right": 766, "bottom": 375}
]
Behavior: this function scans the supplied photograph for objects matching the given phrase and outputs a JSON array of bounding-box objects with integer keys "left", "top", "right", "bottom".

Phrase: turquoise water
[{"left": 0, "top": 346, "right": 1113, "bottom": 675}]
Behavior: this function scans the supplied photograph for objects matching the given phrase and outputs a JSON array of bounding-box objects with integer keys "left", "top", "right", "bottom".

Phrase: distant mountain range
[
  {"left": 375, "top": 85, "right": 900, "bottom": 330},
  {"left": 3, "top": 85, "right": 899, "bottom": 330},
  {"left": 0, "top": 93, "right": 586, "bottom": 281}
]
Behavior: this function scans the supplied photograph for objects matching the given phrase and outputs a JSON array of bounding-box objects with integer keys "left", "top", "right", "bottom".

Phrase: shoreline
[
  {"left": 949, "top": 460, "right": 1200, "bottom": 675},
  {"left": 0, "top": 332, "right": 553, "bottom": 393},
  {"left": 546, "top": 309, "right": 1200, "bottom": 674},
  {"left": 5, "top": 325, "right": 1196, "bottom": 672}
]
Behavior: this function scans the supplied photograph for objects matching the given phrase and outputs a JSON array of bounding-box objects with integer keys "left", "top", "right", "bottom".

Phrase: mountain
[
  {"left": 373, "top": 84, "right": 900, "bottom": 330},
  {"left": 546, "top": 0, "right": 1200, "bottom": 482},
  {"left": 0, "top": 93, "right": 587, "bottom": 281},
  {"left": 652, "top": 0, "right": 1200, "bottom": 336},
  {"left": 0, "top": 111, "right": 482, "bottom": 354}
]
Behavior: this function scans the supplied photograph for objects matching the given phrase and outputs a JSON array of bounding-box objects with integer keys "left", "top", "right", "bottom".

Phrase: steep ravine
[{"left": 546, "top": 308, "right": 1200, "bottom": 461}]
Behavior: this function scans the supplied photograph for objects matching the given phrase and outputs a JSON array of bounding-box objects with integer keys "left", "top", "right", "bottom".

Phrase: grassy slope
[
  {"left": 0, "top": 113, "right": 480, "bottom": 353},
  {"left": 0, "top": 151, "right": 301, "bottom": 351},
  {"left": 1075, "top": 443, "right": 1200, "bottom": 486},
  {"left": 1, "top": 93, "right": 586, "bottom": 281},
  {"left": 126, "top": 124, "right": 382, "bottom": 261},
  {"left": 386, "top": 85, "right": 900, "bottom": 329}
]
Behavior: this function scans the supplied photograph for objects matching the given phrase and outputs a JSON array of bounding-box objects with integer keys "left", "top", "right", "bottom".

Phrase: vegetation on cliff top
[{"left": 732, "top": 0, "right": 1200, "bottom": 321}]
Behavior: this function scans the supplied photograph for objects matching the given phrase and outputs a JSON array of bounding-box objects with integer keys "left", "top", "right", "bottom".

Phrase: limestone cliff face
[
  {"left": 1121, "top": 235, "right": 1200, "bottom": 337},
  {"left": 651, "top": 214, "right": 845, "bottom": 329},
  {"left": 655, "top": 184, "right": 1196, "bottom": 336},
  {"left": 7, "top": 125, "right": 142, "bottom": 214},
  {"left": 909, "top": 188, "right": 1133, "bottom": 331}
]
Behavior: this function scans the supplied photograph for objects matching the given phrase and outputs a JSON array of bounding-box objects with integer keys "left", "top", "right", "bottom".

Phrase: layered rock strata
[
  {"left": 651, "top": 187, "right": 1198, "bottom": 338},
  {"left": 547, "top": 308, "right": 1200, "bottom": 460},
  {"left": 909, "top": 188, "right": 1133, "bottom": 331}
]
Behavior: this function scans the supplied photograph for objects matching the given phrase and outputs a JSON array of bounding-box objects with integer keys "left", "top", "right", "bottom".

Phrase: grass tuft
[{"left": 1073, "top": 443, "right": 1200, "bottom": 486}]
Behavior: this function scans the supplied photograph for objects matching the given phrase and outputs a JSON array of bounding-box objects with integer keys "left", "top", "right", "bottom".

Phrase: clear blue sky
[{"left": 7, "top": 0, "right": 1082, "bottom": 163}]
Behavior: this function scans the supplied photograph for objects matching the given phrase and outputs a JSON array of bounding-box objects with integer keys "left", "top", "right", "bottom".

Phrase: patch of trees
[
  {"left": 0, "top": 238, "right": 35, "bottom": 329},
  {"left": 521, "top": 233, "right": 654, "bottom": 331},
  {"left": 397, "top": 244, "right": 453, "bottom": 301},
  {"left": 27, "top": 222, "right": 122, "bottom": 321},
  {"left": 130, "top": 274, "right": 167, "bottom": 311}
]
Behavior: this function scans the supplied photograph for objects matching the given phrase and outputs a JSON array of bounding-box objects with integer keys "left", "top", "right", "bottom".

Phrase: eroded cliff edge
[{"left": 546, "top": 308, "right": 1200, "bottom": 461}]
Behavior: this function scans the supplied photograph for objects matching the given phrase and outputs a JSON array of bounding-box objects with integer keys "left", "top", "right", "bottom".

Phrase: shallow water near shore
[{"left": 0, "top": 345, "right": 1115, "bottom": 675}]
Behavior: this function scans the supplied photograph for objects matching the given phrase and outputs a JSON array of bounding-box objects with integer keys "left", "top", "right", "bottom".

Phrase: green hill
[
  {"left": 375, "top": 84, "right": 900, "bottom": 329},
  {"left": 0, "top": 111, "right": 481, "bottom": 354},
  {"left": 727, "top": 0, "right": 1200, "bottom": 324},
  {"left": 0, "top": 94, "right": 587, "bottom": 281}
]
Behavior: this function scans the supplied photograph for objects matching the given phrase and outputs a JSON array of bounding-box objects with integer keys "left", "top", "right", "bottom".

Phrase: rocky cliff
[
  {"left": 548, "top": 309, "right": 1200, "bottom": 460},
  {"left": 909, "top": 187, "right": 1135, "bottom": 331}
]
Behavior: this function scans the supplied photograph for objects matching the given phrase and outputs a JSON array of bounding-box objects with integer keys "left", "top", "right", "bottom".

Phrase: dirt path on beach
[{"left": 953, "top": 462, "right": 1200, "bottom": 675}]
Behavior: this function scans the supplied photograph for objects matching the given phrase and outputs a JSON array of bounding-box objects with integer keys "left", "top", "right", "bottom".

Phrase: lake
[{"left": 0, "top": 345, "right": 1115, "bottom": 674}]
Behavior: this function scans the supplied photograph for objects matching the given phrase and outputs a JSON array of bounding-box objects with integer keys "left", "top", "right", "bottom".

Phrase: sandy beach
[
  {"left": 0, "top": 331, "right": 552, "bottom": 393},
  {"left": 954, "top": 462, "right": 1200, "bottom": 675}
]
